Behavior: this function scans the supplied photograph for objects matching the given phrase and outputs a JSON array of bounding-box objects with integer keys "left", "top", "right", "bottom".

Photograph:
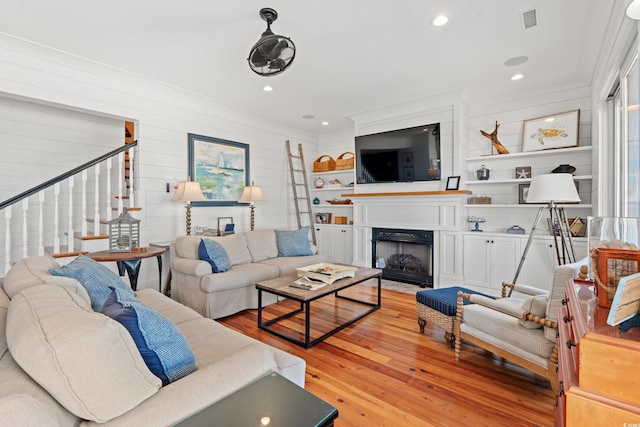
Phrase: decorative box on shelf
[{"left": 468, "top": 195, "right": 492, "bottom": 204}]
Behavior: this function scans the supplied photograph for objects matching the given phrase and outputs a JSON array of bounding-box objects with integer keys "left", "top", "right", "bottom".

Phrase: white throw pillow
[{"left": 519, "top": 294, "right": 548, "bottom": 329}]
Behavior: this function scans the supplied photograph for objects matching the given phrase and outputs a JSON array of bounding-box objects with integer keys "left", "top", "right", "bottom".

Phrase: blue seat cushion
[
  {"left": 416, "top": 286, "right": 494, "bottom": 317},
  {"left": 101, "top": 288, "right": 197, "bottom": 385}
]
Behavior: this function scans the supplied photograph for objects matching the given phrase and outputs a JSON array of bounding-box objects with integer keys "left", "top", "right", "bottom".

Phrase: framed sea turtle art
[{"left": 521, "top": 109, "right": 580, "bottom": 152}]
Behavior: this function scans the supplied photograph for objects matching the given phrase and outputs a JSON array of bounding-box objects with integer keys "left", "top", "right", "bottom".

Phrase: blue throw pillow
[
  {"left": 49, "top": 254, "right": 134, "bottom": 311},
  {"left": 198, "top": 239, "right": 232, "bottom": 273},
  {"left": 101, "top": 288, "right": 197, "bottom": 385},
  {"left": 275, "top": 228, "right": 313, "bottom": 257}
]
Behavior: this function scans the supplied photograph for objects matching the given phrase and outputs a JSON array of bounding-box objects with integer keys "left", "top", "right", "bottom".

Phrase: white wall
[{"left": 0, "top": 33, "right": 318, "bottom": 289}]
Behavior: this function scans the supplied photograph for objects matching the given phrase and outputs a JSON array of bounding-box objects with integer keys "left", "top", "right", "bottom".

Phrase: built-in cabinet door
[
  {"left": 463, "top": 234, "right": 493, "bottom": 288},
  {"left": 517, "top": 238, "right": 588, "bottom": 290},
  {"left": 332, "top": 226, "right": 353, "bottom": 265},
  {"left": 314, "top": 225, "right": 353, "bottom": 265},
  {"left": 314, "top": 226, "right": 331, "bottom": 259},
  {"left": 463, "top": 234, "right": 520, "bottom": 291}
]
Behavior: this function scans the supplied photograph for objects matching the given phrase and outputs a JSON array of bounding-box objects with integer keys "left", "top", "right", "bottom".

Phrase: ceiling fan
[{"left": 247, "top": 8, "right": 296, "bottom": 76}]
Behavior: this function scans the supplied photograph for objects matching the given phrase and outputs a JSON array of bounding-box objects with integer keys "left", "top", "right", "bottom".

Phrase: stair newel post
[
  {"left": 117, "top": 152, "right": 124, "bottom": 214},
  {"left": 21, "top": 199, "right": 28, "bottom": 258},
  {"left": 4, "top": 208, "right": 11, "bottom": 275},
  {"left": 37, "top": 192, "right": 44, "bottom": 256},
  {"left": 128, "top": 146, "right": 135, "bottom": 208},
  {"left": 53, "top": 183, "right": 60, "bottom": 254},
  {"left": 67, "top": 176, "right": 74, "bottom": 253},
  {"left": 81, "top": 170, "right": 88, "bottom": 235},
  {"left": 93, "top": 164, "right": 100, "bottom": 236},
  {"left": 105, "top": 157, "right": 112, "bottom": 221}
]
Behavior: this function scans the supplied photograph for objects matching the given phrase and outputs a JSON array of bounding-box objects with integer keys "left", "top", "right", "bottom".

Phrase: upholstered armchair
[{"left": 453, "top": 266, "right": 575, "bottom": 393}]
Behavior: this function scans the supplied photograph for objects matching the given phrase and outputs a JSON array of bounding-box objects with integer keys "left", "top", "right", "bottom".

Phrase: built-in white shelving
[{"left": 465, "top": 145, "right": 592, "bottom": 162}]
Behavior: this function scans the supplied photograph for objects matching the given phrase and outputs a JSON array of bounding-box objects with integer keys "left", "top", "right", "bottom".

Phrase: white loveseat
[
  {"left": 171, "top": 228, "right": 326, "bottom": 319},
  {"left": 0, "top": 256, "right": 306, "bottom": 426}
]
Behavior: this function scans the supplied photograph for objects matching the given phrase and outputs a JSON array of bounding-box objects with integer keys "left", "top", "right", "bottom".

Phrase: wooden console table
[{"left": 86, "top": 246, "right": 167, "bottom": 292}]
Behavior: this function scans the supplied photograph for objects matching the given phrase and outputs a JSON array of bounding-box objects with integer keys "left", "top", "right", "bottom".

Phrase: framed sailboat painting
[{"left": 187, "top": 133, "right": 250, "bottom": 206}]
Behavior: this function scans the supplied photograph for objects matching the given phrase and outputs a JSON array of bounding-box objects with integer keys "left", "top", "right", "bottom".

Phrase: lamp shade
[
  {"left": 238, "top": 182, "right": 266, "bottom": 203},
  {"left": 627, "top": 0, "right": 640, "bottom": 19},
  {"left": 526, "top": 173, "right": 580, "bottom": 203},
  {"left": 172, "top": 181, "right": 206, "bottom": 202}
]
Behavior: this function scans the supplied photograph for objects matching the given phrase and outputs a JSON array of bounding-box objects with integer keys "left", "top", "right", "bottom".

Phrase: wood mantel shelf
[{"left": 343, "top": 190, "right": 471, "bottom": 198}]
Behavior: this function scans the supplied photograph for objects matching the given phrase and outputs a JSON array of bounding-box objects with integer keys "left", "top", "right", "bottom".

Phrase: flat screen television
[{"left": 355, "top": 123, "right": 441, "bottom": 184}]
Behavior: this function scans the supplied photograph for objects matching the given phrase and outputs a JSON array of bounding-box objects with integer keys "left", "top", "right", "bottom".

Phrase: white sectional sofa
[
  {"left": 171, "top": 228, "right": 327, "bottom": 319},
  {"left": 0, "top": 255, "right": 306, "bottom": 426}
]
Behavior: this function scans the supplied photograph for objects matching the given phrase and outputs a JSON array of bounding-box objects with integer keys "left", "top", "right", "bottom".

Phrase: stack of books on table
[{"left": 289, "top": 276, "right": 327, "bottom": 291}]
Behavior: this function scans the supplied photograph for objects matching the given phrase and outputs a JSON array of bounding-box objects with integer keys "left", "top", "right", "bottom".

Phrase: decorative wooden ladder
[{"left": 285, "top": 140, "right": 316, "bottom": 245}]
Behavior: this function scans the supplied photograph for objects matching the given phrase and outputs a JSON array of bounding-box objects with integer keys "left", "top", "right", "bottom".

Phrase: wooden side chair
[{"left": 453, "top": 266, "right": 575, "bottom": 392}]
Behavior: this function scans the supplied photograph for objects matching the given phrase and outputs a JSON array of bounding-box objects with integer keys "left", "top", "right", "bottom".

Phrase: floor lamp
[
  {"left": 511, "top": 173, "right": 581, "bottom": 289},
  {"left": 238, "top": 181, "right": 266, "bottom": 231},
  {"left": 173, "top": 179, "right": 206, "bottom": 235}
]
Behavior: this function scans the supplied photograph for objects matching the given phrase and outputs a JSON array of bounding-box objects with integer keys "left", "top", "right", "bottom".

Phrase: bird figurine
[{"left": 480, "top": 121, "right": 509, "bottom": 154}]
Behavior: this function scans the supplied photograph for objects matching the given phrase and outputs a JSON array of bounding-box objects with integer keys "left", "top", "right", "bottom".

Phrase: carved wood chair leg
[{"left": 454, "top": 335, "right": 461, "bottom": 360}]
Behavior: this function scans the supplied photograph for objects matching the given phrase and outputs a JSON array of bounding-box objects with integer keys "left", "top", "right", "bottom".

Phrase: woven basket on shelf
[
  {"left": 335, "top": 152, "right": 354, "bottom": 170},
  {"left": 312, "top": 155, "right": 336, "bottom": 172}
]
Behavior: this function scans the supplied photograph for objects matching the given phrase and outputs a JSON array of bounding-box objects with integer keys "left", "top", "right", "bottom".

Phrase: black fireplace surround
[{"left": 371, "top": 228, "right": 434, "bottom": 288}]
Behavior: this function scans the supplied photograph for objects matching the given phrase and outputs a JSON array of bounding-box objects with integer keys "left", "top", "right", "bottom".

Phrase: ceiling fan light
[{"left": 248, "top": 8, "right": 296, "bottom": 76}]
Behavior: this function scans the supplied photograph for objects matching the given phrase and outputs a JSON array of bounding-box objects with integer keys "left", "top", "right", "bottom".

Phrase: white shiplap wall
[
  {"left": 0, "top": 33, "right": 318, "bottom": 289},
  {"left": 0, "top": 96, "right": 124, "bottom": 200}
]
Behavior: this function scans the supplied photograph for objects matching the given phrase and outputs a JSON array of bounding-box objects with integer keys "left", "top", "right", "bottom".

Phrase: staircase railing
[{"left": 0, "top": 141, "right": 138, "bottom": 275}]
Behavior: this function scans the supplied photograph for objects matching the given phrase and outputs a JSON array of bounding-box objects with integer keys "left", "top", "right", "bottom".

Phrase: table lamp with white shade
[
  {"left": 511, "top": 173, "right": 580, "bottom": 289},
  {"left": 173, "top": 178, "right": 206, "bottom": 235},
  {"left": 238, "top": 181, "right": 266, "bottom": 231}
]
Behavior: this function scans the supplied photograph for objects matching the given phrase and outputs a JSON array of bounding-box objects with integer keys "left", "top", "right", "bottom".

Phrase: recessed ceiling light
[
  {"left": 544, "top": 117, "right": 555, "bottom": 123},
  {"left": 321, "top": 121, "right": 329, "bottom": 126},
  {"left": 510, "top": 73, "right": 525, "bottom": 81},
  {"left": 504, "top": 56, "right": 528, "bottom": 67},
  {"left": 432, "top": 15, "right": 449, "bottom": 27},
  {"left": 263, "top": 85, "right": 273, "bottom": 92},
  {"left": 302, "top": 114, "right": 315, "bottom": 120}
]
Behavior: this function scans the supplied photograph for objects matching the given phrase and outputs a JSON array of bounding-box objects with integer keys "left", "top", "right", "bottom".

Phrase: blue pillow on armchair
[
  {"left": 275, "top": 228, "right": 313, "bottom": 257},
  {"left": 101, "top": 288, "right": 197, "bottom": 385},
  {"left": 198, "top": 239, "right": 232, "bottom": 273}
]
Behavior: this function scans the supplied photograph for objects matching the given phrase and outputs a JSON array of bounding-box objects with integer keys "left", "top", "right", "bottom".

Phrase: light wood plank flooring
[{"left": 219, "top": 282, "right": 555, "bottom": 426}]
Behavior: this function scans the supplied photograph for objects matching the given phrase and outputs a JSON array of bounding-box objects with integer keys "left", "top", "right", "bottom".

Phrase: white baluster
[
  {"left": 21, "top": 199, "right": 29, "bottom": 258},
  {"left": 53, "top": 183, "right": 60, "bottom": 254},
  {"left": 38, "top": 192, "right": 45, "bottom": 256},
  {"left": 128, "top": 146, "right": 135, "bottom": 208},
  {"left": 117, "top": 152, "right": 124, "bottom": 214},
  {"left": 4, "top": 207, "right": 12, "bottom": 274},
  {"left": 94, "top": 164, "right": 100, "bottom": 235},
  {"left": 67, "top": 176, "right": 74, "bottom": 253},
  {"left": 81, "top": 170, "right": 87, "bottom": 235},
  {"left": 106, "top": 157, "right": 112, "bottom": 221}
]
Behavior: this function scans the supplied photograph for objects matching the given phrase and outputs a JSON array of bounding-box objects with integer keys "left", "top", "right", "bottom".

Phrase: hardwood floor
[{"left": 219, "top": 283, "right": 555, "bottom": 426}]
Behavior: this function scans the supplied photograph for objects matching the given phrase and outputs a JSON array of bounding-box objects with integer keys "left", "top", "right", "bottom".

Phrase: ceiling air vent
[{"left": 521, "top": 9, "right": 537, "bottom": 30}]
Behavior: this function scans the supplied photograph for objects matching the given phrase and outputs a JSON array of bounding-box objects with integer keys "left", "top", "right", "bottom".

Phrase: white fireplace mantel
[
  {"left": 348, "top": 190, "right": 470, "bottom": 231},
  {"left": 348, "top": 190, "right": 468, "bottom": 288}
]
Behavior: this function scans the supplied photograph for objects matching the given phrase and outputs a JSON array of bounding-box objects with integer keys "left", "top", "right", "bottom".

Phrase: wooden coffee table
[{"left": 256, "top": 266, "right": 382, "bottom": 348}]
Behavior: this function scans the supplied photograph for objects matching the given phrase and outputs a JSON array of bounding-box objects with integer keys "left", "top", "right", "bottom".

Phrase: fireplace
[{"left": 371, "top": 228, "right": 434, "bottom": 288}]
